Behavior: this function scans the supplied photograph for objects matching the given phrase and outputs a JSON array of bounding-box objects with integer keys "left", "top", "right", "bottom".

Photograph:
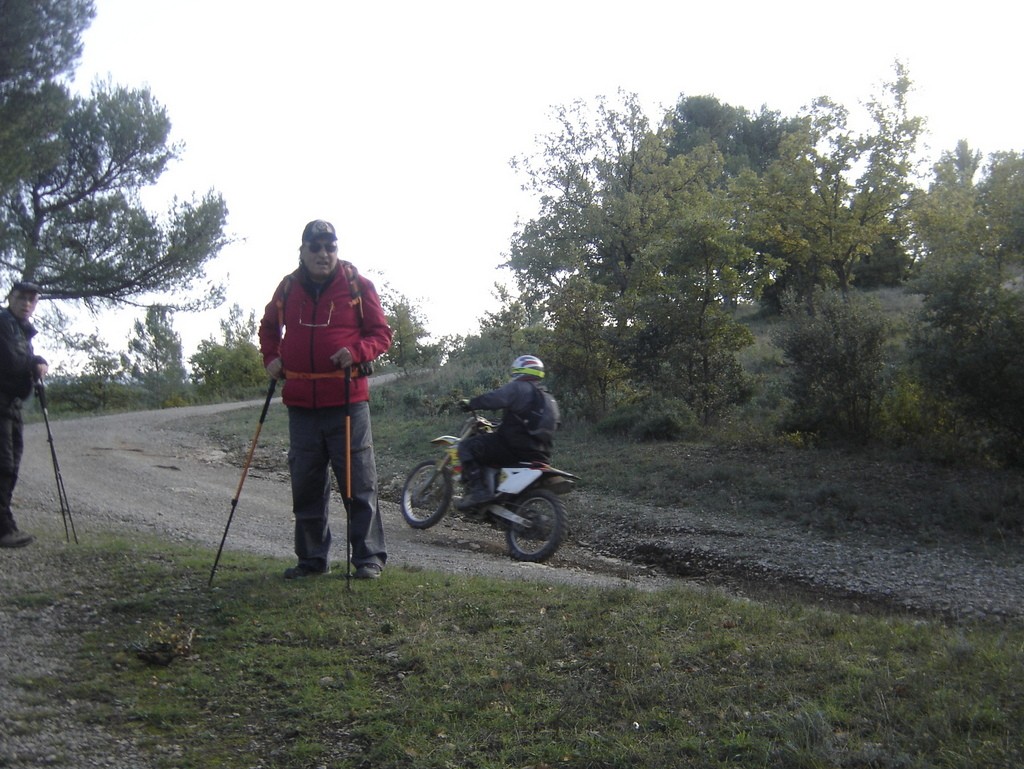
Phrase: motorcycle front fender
[{"left": 429, "top": 435, "right": 460, "bottom": 447}]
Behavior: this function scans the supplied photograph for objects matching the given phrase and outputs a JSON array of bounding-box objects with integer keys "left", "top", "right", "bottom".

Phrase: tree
[
  {"left": 123, "top": 305, "right": 187, "bottom": 407},
  {"left": 543, "top": 275, "right": 626, "bottom": 420},
  {"left": 44, "top": 330, "right": 136, "bottom": 413},
  {"left": 911, "top": 146, "right": 1024, "bottom": 271},
  {"left": 776, "top": 289, "right": 891, "bottom": 442},
  {"left": 975, "top": 151, "right": 1024, "bottom": 269},
  {"left": 666, "top": 95, "right": 800, "bottom": 176},
  {"left": 381, "top": 289, "right": 431, "bottom": 372},
  {"left": 509, "top": 92, "right": 766, "bottom": 420},
  {"left": 742, "top": 63, "right": 923, "bottom": 306},
  {"left": 189, "top": 304, "right": 266, "bottom": 397},
  {"left": 909, "top": 257, "right": 1024, "bottom": 466},
  {"left": 907, "top": 147, "right": 1024, "bottom": 465},
  {"left": 0, "top": 0, "right": 95, "bottom": 192},
  {"left": 0, "top": 79, "right": 229, "bottom": 310},
  {"left": 908, "top": 140, "right": 984, "bottom": 265},
  {"left": 479, "top": 283, "right": 538, "bottom": 360}
]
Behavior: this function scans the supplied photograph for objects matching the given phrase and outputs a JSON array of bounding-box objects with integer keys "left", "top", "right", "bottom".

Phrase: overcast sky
[{"left": 65, "top": 0, "right": 1023, "bottom": 365}]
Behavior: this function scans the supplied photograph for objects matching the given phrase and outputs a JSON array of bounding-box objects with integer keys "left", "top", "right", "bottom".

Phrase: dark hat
[
  {"left": 301, "top": 219, "right": 337, "bottom": 243},
  {"left": 10, "top": 281, "right": 42, "bottom": 295}
]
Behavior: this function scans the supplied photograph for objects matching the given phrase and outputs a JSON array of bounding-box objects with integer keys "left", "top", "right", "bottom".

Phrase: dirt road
[{"left": 15, "top": 399, "right": 669, "bottom": 591}]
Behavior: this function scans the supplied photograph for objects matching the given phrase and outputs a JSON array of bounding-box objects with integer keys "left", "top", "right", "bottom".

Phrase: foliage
[
  {"left": 122, "top": 305, "right": 189, "bottom": 408},
  {"left": 43, "top": 370, "right": 137, "bottom": 414},
  {"left": 775, "top": 289, "right": 891, "bottom": 442},
  {"left": 907, "top": 148, "right": 1024, "bottom": 465},
  {"left": 909, "top": 257, "right": 1024, "bottom": 465},
  {"left": 507, "top": 92, "right": 767, "bottom": 422},
  {"left": 595, "top": 394, "right": 701, "bottom": 442},
  {"left": 912, "top": 146, "right": 1024, "bottom": 270},
  {"left": 0, "top": 79, "right": 229, "bottom": 312},
  {"left": 478, "top": 282, "right": 540, "bottom": 356},
  {"left": 0, "top": 0, "right": 95, "bottom": 193},
  {"left": 188, "top": 304, "right": 266, "bottom": 398},
  {"left": 665, "top": 94, "right": 802, "bottom": 175},
  {"left": 739, "top": 63, "right": 922, "bottom": 308},
  {"left": 377, "top": 286, "right": 434, "bottom": 372}
]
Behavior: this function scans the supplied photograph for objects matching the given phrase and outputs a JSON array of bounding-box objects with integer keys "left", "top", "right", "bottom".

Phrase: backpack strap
[
  {"left": 340, "top": 261, "right": 365, "bottom": 322},
  {"left": 275, "top": 261, "right": 365, "bottom": 333},
  {"left": 274, "top": 274, "right": 294, "bottom": 334}
]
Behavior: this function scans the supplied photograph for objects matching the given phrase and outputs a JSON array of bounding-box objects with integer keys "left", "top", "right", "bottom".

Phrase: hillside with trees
[{"left": 3, "top": 3, "right": 1022, "bottom": 472}]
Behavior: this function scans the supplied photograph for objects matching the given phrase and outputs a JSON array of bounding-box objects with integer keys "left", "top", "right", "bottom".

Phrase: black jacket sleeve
[{"left": 0, "top": 311, "right": 40, "bottom": 400}]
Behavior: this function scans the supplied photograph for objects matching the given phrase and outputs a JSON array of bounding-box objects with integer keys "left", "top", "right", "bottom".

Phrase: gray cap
[{"left": 301, "top": 220, "right": 337, "bottom": 243}]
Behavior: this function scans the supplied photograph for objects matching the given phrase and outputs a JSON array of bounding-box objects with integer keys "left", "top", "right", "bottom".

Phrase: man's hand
[
  {"left": 459, "top": 398, "right": 472, "bottom": 412},
  {"left": 34, "top": 362, "right": 48, "bottom": 380},
  {"left": 265, "top": 358, "right": 284, "bottom": 380},
  {"left": 329, "top": 347, "right": 353, "bottom": 369}
]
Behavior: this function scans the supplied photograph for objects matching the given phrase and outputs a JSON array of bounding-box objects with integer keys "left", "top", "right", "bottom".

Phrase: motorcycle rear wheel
[
  {"left": 505, "top": 488, "right": 565, "bottom": 562},
  {"left": 400, "top": 460, "right": 453, "bottom": 529}
]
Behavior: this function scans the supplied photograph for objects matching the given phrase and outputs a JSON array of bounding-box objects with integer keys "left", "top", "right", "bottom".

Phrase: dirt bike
[{"left": 399, "top": 409, "right": 578, "bottom": 562}]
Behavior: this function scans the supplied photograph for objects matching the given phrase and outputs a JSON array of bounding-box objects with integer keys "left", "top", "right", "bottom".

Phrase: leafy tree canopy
[
  {"left": 189, "top": 304, "right": 265, "bottom": 396},
  {"left": 0, "top": 80, "right": 229, "bottom": 311},
  {"left": 0, "top": 0, "right": 95, "bottom": 192}
]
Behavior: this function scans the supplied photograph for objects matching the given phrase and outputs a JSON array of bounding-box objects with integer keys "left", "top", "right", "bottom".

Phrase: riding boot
[{"left": 456, "top": 462, "right": 494, "bottom": 510}]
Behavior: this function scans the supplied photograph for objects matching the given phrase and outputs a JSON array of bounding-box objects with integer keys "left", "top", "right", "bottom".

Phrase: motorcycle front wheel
[
  {"left": 505, "top": 488, "right": 566, "bottom": 562},
  {"left": 400, "top": 460, "right": 453, "bottom": 529}
]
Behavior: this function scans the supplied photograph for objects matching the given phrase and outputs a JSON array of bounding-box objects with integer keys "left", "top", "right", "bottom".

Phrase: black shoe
[
  {"left": 353, "top": 563, "right": 382, "bottom": 580},
  {"left": 455, "top": 490, "right": 494, "bottom": 511},
  {"left": 283, "top": 563, "right": 330, "bottom": 579},
  {"left": 0, "top": 531, "right": 34, "bottom": 548}
]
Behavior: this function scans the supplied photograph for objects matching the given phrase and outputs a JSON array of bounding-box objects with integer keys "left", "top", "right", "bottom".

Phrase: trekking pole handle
[{"left": 34, "top": 380, "right": 47, "bottom": 409}]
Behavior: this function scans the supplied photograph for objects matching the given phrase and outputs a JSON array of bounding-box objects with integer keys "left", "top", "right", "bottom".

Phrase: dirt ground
[{"left": 14, "top": 399, "right": 670, "bottom": 591}]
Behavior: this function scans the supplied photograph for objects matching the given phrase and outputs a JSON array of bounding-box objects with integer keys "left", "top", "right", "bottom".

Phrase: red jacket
[{"left": 258, "top": 263, "right": 392, "bottom": 408}]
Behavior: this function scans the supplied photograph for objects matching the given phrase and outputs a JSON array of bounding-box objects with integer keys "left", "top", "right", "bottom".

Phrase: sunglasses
[{"left": 307, "top": 241, "right": 338, "bottom": 254}]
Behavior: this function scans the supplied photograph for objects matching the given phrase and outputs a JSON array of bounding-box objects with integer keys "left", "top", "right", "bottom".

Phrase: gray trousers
[{"left": 287, "top": 403, "right": 387, "bottom": 571}]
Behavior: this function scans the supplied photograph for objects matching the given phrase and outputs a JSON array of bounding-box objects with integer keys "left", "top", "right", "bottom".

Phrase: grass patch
[{"left": 8, "top": 535, "right": 1023, "bottom": 768}]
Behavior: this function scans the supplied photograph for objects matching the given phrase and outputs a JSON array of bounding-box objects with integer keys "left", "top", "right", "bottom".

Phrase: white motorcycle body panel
[{"left": 495, "top": 467, "right": 543, "bottom": 495}]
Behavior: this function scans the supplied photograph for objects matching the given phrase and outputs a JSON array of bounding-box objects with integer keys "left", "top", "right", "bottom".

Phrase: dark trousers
[
  {"left": 457, "top": 432, "right": 549, "bottom": 492},
  {"left": 287, "top": 403, "right": 386, "bottom": 571},
  {"left": 0, "top": 402, "right": 24, "bottom": 537}
]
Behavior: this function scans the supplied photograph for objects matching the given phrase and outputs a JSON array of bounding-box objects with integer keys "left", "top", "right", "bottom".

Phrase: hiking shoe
[
  {"left": 0, "top": 531, "right": 34, "bottom": 548},
  {"left": 353, "top": 563, "right": 382, "bottom": 580},
  {"left": 283, "top": 563, "right": 330, "bottom": 579}
]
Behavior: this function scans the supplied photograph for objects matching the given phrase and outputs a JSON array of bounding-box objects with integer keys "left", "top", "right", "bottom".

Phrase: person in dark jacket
[
  {"left": 456, "top": 355, "right": 560, "bottom": 510},
  {"left": 0, "top": 282, "right": 49, "bottom": 548},
  {"left": 258, "top": 220, "right": 393, "bottom": 580}
]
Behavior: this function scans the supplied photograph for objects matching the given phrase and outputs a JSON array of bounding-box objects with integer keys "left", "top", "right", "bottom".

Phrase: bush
[
  {"left": 775, "top": 289, "right": 890, "bottom": 443},
  {"left": 596, "top": 396, "right": 700, "bottom": 442},
  {"left": 910, "top": 258, "right": 1024, "bottom": 467},
  {"left": 43, "top": 374, "right": 140, "bottom": 414}
]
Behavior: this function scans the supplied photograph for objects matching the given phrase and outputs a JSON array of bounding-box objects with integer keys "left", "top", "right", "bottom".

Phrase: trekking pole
[
  {"left": 209, "top": 379, "right": 277, "bottom": 587},
  {"left": 343, "top": 366, "right": 353, "bottom": 591},
  {"left": 34, "top": 382, "right": 78, "bottom": 544}
]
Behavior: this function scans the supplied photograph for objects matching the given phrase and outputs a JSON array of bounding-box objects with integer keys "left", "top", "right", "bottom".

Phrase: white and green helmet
[{"left": 511, "top": 355, "right": 544, "bottom": 381}]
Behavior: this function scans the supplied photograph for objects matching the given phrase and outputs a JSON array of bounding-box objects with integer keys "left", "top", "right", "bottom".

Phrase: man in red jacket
[{"left": 259, "top": 220, "right": 393, "bottom": 579}]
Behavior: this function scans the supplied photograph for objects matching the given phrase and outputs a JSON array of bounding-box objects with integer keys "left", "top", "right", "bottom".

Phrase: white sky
[{"left": 63, "top": 0, "right": 1023, "bottom": 367}]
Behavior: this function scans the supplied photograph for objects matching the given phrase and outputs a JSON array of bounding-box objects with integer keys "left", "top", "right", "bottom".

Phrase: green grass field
[{"left": 7, "top": 532, "right": 1022, "bottom": 769}]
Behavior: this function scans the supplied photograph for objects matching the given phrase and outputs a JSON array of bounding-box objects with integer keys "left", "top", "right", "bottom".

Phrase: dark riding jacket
[
  {"left": 468, "top": 379, "right": 556, "bottom": 460},
  {"left": 0, "top": 309, "right": 46, "bottom": 406}
]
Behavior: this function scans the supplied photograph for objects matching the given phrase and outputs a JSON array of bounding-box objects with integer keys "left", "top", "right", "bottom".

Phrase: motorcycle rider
[{"left": 455, "top": 355, "right": 560, "bottom": 510}]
